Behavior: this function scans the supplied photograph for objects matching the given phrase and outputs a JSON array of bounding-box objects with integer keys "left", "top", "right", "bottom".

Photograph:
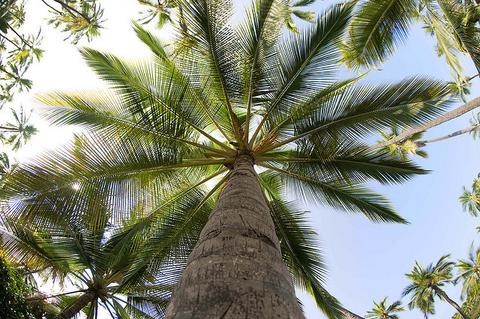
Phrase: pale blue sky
[{"left": 8, "top": 1, "right": 480, "bottom": 318}]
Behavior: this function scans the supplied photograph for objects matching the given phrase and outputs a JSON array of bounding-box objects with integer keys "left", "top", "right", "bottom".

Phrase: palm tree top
[
  {"left": 0, "top": 0, "right": 456, "bottom": 317},
  {"left": 366, "top": 297, "right": 404, "bottom": 319},
  {"left": 11, "top": 0, "right": 452, "bottom": 222},
  {"left": 405, "top": 255, "right": 454, "bottom": 288},
  {"left": 403, "top": 255, "right": 455, "bottom": 316}
]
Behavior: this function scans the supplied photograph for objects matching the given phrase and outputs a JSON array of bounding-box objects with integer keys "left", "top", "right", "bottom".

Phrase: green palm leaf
[
  {"left": 268, "top": 199, "right": 344, "bottom": 318},
  {"left": 251, "top": 1, "right": 354, "bottom": 145},
  {"left": 343, "top": 0, "right": 418, "bottom": 68}
]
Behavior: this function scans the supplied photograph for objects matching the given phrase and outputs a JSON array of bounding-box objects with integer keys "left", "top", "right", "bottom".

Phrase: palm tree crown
[
  {"left": 459, "top": 177, "right": 480, "bottom": 216},
  {"left": 403, "top": 255, "right": 465, "bottom": 318},
  {"left": 366, "top": 297, "right": 404, "bottom": 319},
  {"left": 0, "top": 0, "right": 455, "bottom": 317}
]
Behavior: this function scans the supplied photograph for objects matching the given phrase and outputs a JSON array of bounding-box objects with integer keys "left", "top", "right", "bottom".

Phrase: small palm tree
[
  {"left": 379, "top": 126, "right": 427, "bottom": 159},
  {"left": 0, "top": 106, "right": 37, "bottom": 150},
  {"left": 455, "top": 245, "right": 480, "bottom": 299},
  {"left": 403, "top": 255, "right": 470, "bottom": 319},
  {"left": 0, "top": 0, "right": 454, "bottom": 317},
  {"left": 366, "top": 297, "right": 404, "bottom": 319},
  {"left": 460, "top": 177, "right": 480, "bottom": 216}
]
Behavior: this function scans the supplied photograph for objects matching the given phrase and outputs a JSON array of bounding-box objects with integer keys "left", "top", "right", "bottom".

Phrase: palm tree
[
  {"left": 0, "top": 0, "right": 455, "bottom": 317},
  {"left": 0, "top": 106, "right": 37, "bottom": 150},
  {"left": 452, "top": 281, "right": 480, "bottom": 319},
  {"left": 403, "top": 255, "right": 470, "bottom": 319},
  {"left": 365, "top": 297, "right": 404, "bottom": 319},
  {"left": 459, "top": 177, "right": 480, "bottom": 216},
  {"left": 378, "top": 126, "right": 428, "bottom": 159},
  {"left": 455, "top": 245, "right": 480, "bottom": 299}
]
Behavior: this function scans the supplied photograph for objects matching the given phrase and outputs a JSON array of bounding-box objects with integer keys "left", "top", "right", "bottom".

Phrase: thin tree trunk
[
  {"left": 166, "top": 154, "right": 304, "bottom": 318},
  {"left": 415, "top": 124, "right": 479, "bottom": 146},
  {"left": 0, "top": 126, "right": 18, "bottom": 132},
  {"left": 26, "top": 289, "right": 88, "bottom": 301},
  {"left": 433, "top": 287, "right": 470, "bottom": 319},
  {"left": 55, "top": 291, "right": 95, "bottom": 319},
  {"left": 370, "top": 97, "right": 480, "bottom": 151}
]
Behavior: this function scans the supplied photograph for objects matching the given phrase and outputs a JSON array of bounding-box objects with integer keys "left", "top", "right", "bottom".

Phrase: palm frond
[
  {"left": 343, "top": 0, "right": 418, "bottom": 68},
  {"left": 250, "top": 1, "right": 354, "bottom": 146},
  {"left": 176, "top": 0, "right": 243, "bottom": 143},
  {"left": 261, "top": 164, "right": 407, "bottom": 223},
  {"left": 262, "top": 77, "right": 454, "bottom": 152},
  {"left": 133, "top": 22, "right": 235, "bottom": 142},
  {"left": 258, "top": 141, "right": 426, "bottom": 186},
  {"left": 267, "top": 199, "right": 344, "bottom": 319},
  {"left": 420, "top": 2, "right": 466, "bottom": 85},
  {"left": 437, "top": 0, "right": 480, "bottom": 73},
  {"left": 79, "top": 48, "right": 231, "bottom": 151},
  {"left": 238, "top": 0, "right": 286, "bottom": 137}
]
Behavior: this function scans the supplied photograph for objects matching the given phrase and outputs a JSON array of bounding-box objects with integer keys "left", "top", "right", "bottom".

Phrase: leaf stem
[{"left": 52, "top": 0, "right": 92, "bottom": 22}]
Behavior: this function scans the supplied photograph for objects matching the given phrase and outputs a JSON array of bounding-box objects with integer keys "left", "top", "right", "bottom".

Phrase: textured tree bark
[
  {"left": 55, "top": 291, "right": 95, "bottom": 319},
  {"left": 434, "top": 287, "right": 470, "bottom": 319},
  {"left": 166, "top": 154, "right": 304, "bottom": 318}
]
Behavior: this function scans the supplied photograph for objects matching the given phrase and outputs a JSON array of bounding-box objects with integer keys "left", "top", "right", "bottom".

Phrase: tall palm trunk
[
  {"left": 55, "top": 291, "right": 95, "bottom": 319},
  {"left": 166, "top": 154, "right": 303, "bottom": 318},
  {"left": 433, "top": 286, "right": 470, "bottom": 319}
]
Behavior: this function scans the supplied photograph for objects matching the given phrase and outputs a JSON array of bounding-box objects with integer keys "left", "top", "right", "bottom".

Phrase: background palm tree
[
  {"left": 459, "top": 177, "right": 480, "bottom": 216},
  {"left": 376, "top": 116, "right": 480, "bottom": 159},
  {"left": 455, "top": 245, "right": 480, "bottom": 300},
  {"left": 365, "top": 297, "right": 404, "bottom": 319},
  {"left": 0, "top": 0, "right": 456, "bottom": 317},
  {"left": 403, "top": 255, "right": 469, "bottom": 319},
  {"left": 451, "top": 282, "right": 480, "bottom": 319}
]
